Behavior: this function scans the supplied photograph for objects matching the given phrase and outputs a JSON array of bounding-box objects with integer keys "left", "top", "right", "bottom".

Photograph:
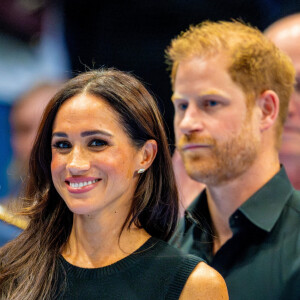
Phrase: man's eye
[
  {"left": 177, "top": 103, "right": 188, "bottom": 111},
  {"left": 89, "top": 139, "right": 108, "bottom": 147},
  {"left": 52, "top": 141, "right": 71, "bottom": 149},
  {"left": 205, "top": 100, "right": 219, "bottom": 107}
]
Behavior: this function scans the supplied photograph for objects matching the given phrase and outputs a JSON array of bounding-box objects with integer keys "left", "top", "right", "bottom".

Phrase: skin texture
[
  {"left": 265, "top": 14, "right": 300, "bottom": 189},
  {"left": 179, "top": 262, "right": 228, "bottom": 300},
  {"left": 173, "top": 53, "right": 280, "bottom": 252}
]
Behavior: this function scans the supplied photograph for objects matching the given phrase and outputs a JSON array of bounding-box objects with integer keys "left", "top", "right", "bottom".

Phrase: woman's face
[{"left": 51, "top": 93, "right": 143, "bottom": 217}]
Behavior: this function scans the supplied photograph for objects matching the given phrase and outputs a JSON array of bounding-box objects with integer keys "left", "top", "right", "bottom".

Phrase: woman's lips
[{"left": 65, "top": 177, "right": 101, "bottom": 194}]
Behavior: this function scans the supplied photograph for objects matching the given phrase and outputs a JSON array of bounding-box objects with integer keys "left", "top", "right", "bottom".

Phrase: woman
[{"left": 0, "top": 69, "right": 228, "bottom": 299}]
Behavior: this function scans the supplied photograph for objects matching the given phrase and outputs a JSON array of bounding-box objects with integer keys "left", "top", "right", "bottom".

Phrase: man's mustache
[{"left": 177, "top": 133, "right": 216, "bottom": 150}]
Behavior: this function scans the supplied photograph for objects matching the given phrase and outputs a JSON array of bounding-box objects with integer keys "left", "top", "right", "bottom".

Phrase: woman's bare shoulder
[{"left": 179, "top": 261, "right": 229, "bottom": 300}]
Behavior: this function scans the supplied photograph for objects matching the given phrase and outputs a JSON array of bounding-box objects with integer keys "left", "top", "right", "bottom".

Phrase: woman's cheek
[{"left": 51, "top": 153, "right": 66, "bottom": 184}]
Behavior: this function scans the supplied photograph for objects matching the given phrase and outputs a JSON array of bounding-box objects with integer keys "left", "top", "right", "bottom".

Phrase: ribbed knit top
[{"left": 57, "top": 237, "right": 203, "bottom": 300}]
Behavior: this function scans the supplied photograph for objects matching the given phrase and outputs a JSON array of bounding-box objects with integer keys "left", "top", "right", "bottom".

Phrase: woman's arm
[{"left": 179, "top": 262, "right": 229, "bottom": 300}]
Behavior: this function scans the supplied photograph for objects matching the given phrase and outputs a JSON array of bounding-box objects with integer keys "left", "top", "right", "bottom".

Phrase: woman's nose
[{"left": 66, "top": 147, "right": 90, "bottom": 175}]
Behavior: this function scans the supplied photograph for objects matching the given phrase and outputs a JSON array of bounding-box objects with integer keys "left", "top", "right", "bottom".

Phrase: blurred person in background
[
  {"left": 8, "top": 82, "right": 63, "bottom": 200},
  {"left": 0, "top": 0, "right": 69, "bottom": 198},
  {"left": 0, "top": 82, "right": 63, "bottom": 247},
  {"left": 265, "top": 13, "right": 300, "bottom": 189}
]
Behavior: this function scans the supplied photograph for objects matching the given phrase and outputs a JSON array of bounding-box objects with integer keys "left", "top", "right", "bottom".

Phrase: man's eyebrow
[
  {"left": 172, "top": 90, "right": 226, "bottom": 101},
  {"left": 171, "top": 93, "right": 184, "bottom": 101}
]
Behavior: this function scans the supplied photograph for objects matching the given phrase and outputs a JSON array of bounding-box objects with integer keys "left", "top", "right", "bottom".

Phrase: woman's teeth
[{"left": 69, "top": 179, "right": 99, "bottom": 188}]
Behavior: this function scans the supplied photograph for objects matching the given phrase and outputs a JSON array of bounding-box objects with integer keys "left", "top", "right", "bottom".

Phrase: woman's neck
[{"left": 61, "top": 214, "right": 151, "bottom": 268}]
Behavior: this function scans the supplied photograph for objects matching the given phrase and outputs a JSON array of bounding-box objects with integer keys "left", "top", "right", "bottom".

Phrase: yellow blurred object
[{"left": 0, "top": 205, "right": 28, "bottom": 230}]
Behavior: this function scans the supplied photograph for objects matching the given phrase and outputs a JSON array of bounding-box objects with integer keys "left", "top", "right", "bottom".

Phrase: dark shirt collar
[
  {"left": 238, "top": 166, "right": 293, "bottom": 232},
  {"left": 186, "top": 166, "right": 293, "bottom": 233}
]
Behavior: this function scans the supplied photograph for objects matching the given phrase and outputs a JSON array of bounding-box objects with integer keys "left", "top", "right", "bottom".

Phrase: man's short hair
[{"left": 166, "top": 20, "right": 295, "bottom": 145}]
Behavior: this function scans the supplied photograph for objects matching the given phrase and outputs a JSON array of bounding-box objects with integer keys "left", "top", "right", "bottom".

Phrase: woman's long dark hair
[{"left": 0, "top": 69, "right": 178, "bottom": 299}]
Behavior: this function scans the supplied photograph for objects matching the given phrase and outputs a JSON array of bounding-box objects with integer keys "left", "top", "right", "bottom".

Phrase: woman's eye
[
  {"left": 52, "top": 141, "right": 71, "bottom": 149},
  {"left": 89, "top": 139, "right": 108, "bottom": 147}
]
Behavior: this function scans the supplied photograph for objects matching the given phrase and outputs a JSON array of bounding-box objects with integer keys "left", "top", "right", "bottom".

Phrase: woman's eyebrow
[
  {"left": 52, "top": 132, "right": 67, "bottom": 138},
  {"left": 51, "top": 130, "right": 113, "bottom": 138},
  {"left": 80, "top": 130, "right": 113, "bottom": 137}
]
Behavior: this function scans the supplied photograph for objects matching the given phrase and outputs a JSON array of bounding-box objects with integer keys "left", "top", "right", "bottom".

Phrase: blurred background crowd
[{"left": 0, "top": 0, "right": 300, "bottom": 240}]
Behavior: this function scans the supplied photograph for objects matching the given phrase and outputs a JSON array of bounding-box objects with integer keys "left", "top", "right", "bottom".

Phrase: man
[
  {"left": 167, "top": 20, "right": 300, "bottom": 299},
  {"left": 265, "top": 14, "right": 300, "bottom": 189}
]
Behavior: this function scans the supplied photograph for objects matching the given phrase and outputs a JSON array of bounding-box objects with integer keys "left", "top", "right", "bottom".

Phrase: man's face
[
  {"left": 271, "top": 31, "right": 300, "bottom": 158},
  {"left": 172, "top": 54, "right": 261, "bottom": 186}
]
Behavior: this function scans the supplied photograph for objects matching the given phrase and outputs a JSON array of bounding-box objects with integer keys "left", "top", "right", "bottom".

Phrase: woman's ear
[
  {"left": 137, "top": 139, "right": 157, "bottom": 172},
  {"left": 257, "top": 90, "right": 280, "bottom": 132}
]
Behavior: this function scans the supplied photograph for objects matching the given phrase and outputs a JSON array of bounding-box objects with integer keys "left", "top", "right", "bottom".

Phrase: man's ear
[
  {"left": 257, "top": 90, "right": 279, "bottom": 132},
  {"left": 137, "top": 139, "right": 158, "bottom": 172}
]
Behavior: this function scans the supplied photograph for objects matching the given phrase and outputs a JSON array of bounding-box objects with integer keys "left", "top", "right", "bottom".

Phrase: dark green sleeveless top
[{"left": 57, "top": 237, "right": 203, "bottom": 300}]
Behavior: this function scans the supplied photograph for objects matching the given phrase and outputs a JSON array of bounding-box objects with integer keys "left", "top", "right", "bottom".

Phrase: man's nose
[{"left": 178, "top": 104, "right": 204, "bottom": 135}]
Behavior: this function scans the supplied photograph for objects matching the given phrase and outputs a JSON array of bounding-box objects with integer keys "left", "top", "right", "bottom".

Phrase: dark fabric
[
  {"left": 170, "top": 167, "right": 300, "bottom": 300},
  {"left": 57, "top": 237, "right": 203, "bottom": 300}
]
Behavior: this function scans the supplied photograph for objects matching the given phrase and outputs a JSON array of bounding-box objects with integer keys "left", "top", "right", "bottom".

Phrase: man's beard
[{"left": 177, "top": 119, "right": 260, "bottom": 186}]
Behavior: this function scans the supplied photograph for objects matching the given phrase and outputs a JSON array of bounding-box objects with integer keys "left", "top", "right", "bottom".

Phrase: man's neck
[{"left": 206, "top": 155, "right": 280, "bottom": 253}]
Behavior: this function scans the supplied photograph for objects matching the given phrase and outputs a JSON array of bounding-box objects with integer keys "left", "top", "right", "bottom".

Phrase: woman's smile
[{"left": 65, "top": 177, "right": 102, "bottom": 194}]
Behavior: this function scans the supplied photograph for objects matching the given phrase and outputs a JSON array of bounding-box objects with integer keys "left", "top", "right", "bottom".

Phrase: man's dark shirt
[{"left": 170, "top": 167, "right": 300, "bottom": 300}]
